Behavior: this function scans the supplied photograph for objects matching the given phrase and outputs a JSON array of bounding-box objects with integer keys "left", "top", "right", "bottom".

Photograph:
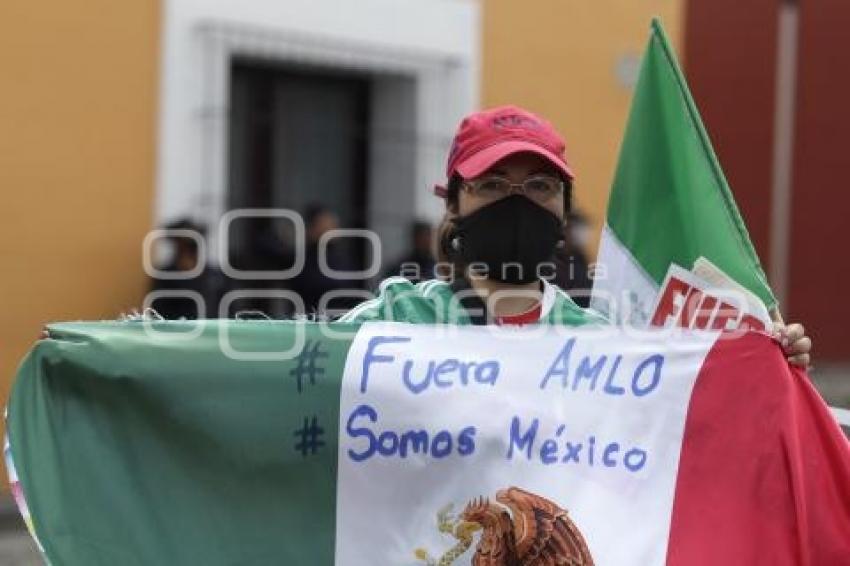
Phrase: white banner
[{"left": 335, "top": 323, "right": 720, "bottom": 565}]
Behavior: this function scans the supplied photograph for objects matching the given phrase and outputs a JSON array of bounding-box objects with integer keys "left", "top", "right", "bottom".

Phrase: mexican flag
[
  {"left": 6, "top": 320, "right": 850, "bottom": 565},
  {"left": 591, "top": 20, "right": 776, "bottom": 329}
]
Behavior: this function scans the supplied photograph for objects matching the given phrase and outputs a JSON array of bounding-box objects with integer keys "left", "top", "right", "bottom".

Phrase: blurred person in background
[
  {"left": 150, "top": 218, "right": 225, "bottom": 319},
  {"left": 383, "top": 220, "right": 436, "bottom": 284},
  {"left": 291, "top": 204, "right": 356, "bottom": 314},
  {"left": 225, "top": 219, "right": 296, "bottom": 318}
]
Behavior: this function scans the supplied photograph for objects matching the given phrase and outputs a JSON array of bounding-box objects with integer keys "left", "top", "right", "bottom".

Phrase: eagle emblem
[{"left": 415, "top": 486, "right": 594, "bottom": 565}]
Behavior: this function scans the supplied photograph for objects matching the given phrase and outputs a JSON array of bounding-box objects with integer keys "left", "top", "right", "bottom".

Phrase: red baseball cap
[{"left": 435, "top": 105, "right": 574, "bottom": 197}]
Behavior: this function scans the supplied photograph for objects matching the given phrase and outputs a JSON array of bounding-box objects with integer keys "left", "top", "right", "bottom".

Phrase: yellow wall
[
  {"left": 0, "top": 0, "right": 161, "bottom": 479},
  {"left": 482, "top": 0, "right": 684, "bottom": 258}
]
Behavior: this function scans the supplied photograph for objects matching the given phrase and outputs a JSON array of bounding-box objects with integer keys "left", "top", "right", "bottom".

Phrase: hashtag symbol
[
  {"left": 294, "top": 416, "right": 325, "bottom": 457},
  {"left": 289, "top": 340, "right": 328, "bottom": 393}
]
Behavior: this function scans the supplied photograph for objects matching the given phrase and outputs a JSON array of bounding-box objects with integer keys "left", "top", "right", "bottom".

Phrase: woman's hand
[{"left": 773, "top": 321, "right": 812, "bottom": 368}]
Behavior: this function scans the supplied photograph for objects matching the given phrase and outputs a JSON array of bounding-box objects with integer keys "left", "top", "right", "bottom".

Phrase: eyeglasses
[{"left": 461, "top": 174, "right": 565, "bottom": 204}]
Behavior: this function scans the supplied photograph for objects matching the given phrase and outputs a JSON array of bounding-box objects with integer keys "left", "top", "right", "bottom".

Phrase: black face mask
[{"left": 448, "top": 194, "right": 563, "bottom": 285}]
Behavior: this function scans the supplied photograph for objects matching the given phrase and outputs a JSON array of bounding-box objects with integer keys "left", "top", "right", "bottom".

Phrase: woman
[{"left": 340, "top": 105, "right": 811, "bottom": 366}]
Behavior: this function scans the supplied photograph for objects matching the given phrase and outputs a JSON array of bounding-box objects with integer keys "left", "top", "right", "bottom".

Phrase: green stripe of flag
[{"left": 8, "top": 321, "right": 356, "bottom": 565}]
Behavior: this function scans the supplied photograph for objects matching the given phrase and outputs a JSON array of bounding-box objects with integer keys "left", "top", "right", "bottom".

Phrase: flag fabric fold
[
  {"left": 667, "top": 331, "right": 850, "bottom": 564},
  {"left": 6, "top": 320, "right": 850, "bottom": 565}
]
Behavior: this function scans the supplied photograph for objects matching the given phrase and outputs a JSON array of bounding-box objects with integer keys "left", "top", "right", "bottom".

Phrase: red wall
[
  {"left": 684, "top": 0, "right": 779, "bottom": 270},
  {"left": 685, "top": 0, "right": 848, "bottom": 360},
  {"left": 787, "top": 0, "right": 850, "bottom": 359}
]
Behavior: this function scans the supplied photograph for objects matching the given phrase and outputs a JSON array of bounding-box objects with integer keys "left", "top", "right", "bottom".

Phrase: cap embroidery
[{"left": 492, "top": 114, "right": 543, "bottom": 131}]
